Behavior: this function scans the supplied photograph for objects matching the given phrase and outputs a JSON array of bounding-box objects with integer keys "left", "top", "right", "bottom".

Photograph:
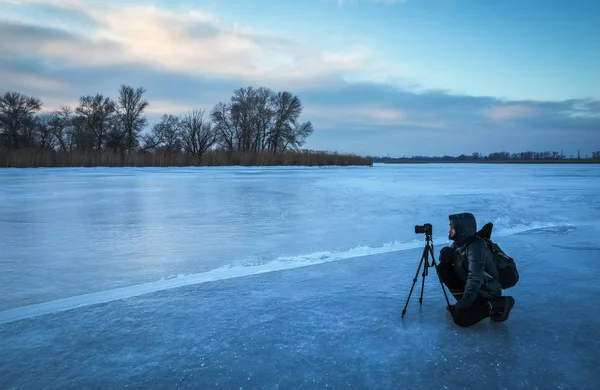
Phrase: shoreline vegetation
[
  {"left": 0, "top": 149, "right": 371, "bottom": 168},
  {"left": 374, "top": 153, "right": 600, "bottom": 164},
  {"left": 1, "top": 85, "right": 597, "bottom": 168},
  {"left": 0, "top": 85, "right": 372, "bottom": 167},
  {"left": 2, "top": 149, "right": 598, "bottom": 167}
]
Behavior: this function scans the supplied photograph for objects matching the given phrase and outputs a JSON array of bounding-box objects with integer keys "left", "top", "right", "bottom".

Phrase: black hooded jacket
[{"left": 449, "top": 213, "right": 502, "bottom": 307}]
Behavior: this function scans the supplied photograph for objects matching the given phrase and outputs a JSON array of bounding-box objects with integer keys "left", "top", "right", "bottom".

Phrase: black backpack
[{"left": 471, "top": 222, "right": 520, "bottom": 289}]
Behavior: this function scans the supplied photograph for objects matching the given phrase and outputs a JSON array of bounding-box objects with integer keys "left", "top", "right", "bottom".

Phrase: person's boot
[{"left": 489, "top": 296, "right": 515, "bottom": 322}]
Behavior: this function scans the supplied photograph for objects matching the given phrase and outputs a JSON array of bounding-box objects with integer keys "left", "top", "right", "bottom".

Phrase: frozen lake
[{"left": 1, "top": 163, "right": 600, "bottom": 389}]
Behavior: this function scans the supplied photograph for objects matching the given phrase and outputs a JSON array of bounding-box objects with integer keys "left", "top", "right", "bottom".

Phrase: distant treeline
[
  {"left": 0, "top": 86, "right": 372, "bottom": 167},
  {"left": 374, "top": 151, "right": 600, "bottom": 164}
]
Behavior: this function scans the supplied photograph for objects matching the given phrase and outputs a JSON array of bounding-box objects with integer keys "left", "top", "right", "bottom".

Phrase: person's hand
[{"left": 440, "top": 246, "right": 454, "bottom": 263}]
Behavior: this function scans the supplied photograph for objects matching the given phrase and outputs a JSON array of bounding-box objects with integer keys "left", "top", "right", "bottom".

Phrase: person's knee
[
  {"left": 437, "top": 263, "right": 464, "bottom": 290},
  {"left": 436, "top": 261, "right": 454, "bottom": 281}
]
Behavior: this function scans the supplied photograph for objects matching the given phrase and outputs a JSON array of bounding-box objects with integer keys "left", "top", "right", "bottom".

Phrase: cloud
[
  {"left": 0, "top": 20, "right": 123, "bottom": 68},
  {"left": 483, "top": 104, "right": 540, "bottom": 121},
  {"left": 0, "top": 69, "right": 70, "bottom": 92},
  {"left": 304, "top": 104, "right": 446, "bottom": 129},
  {"left": 298, "top": 82, "right": 600, "bottom": 140},
  {"left": 562, "top": 99, "right": 600, "bottom": 119},
  {"left": 0, "top": 0, "right": 377, "bottom": 89}
]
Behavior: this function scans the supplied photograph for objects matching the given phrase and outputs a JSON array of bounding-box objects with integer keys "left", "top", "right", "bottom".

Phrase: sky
[{"left": 0, "top": 0, "right": 599, "bottom": 157}]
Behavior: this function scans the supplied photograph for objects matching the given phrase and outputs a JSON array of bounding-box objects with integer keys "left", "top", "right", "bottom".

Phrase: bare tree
[
  {"left": 281, "top": 120, "right": 313, "bottom": 151},
  {"left": 70, "top": 114, "right": 95, "bottom": 150},
  {"left": 179, "top": 109, "right": 217, "bottom": 160},
  {"left": 105, "top": 116, "right": 125, "bottom": 152},
  {"left": 48, "top": 106, "right": 75, "bottom": 151},
  {"left": 75, "top": 94, "right": 117, "bottom": 150},
  {"left": 0, "top": 91, "right": 42, "bottom": 149},
  {"left": 269, "top": 91, "right": 303, "bottom": 153},
  {"left": 210, "top": 87, "right": 312, "bottom": 154},
  {"left": 141, "top": 114, "right": 181, "bottom": 153},
  {"left": 211, "top": 102, "right": 237, "bottom": 152},
  {"left": 34, "top": 113, "right": 56, "bottom": 150},
  {"left": 253, "top": 86, "right": 275, "bottom": 152},
  {"left": 0, "top": 84, "right": 319, "bottom": 165},
  {"left": 230, "top": 87, "right": 258, "bottom": 152},
  {"left": 118, "top": 85, "right": 149, "bottom": 152}
]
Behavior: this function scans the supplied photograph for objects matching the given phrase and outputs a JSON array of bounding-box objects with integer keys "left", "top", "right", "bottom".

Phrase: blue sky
[{"left": 1, "top": 0, "right": 599, "bottom": 157}]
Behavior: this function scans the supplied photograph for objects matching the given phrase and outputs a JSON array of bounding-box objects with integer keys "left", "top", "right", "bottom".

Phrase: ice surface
[{"left": 1, "top": 163, "right": 600, "bottom": 389}]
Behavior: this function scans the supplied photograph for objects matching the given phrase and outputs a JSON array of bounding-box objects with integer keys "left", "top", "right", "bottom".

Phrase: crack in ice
[{"left": 0, "top": 221, "right": 576, "bottom": 324}]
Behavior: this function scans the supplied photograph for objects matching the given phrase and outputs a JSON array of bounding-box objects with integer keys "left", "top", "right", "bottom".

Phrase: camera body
[{"left": 414, "top": 223, "right": 432, "bottom": 235}]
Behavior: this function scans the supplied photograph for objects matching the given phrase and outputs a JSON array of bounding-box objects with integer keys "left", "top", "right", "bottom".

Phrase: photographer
[{"left": 437, "top": 213, "right": 515, "bottom": 327}]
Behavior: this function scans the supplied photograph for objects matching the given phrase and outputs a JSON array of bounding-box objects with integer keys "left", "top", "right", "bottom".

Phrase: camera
[{"left": 414, "top": 223, "right": 432, "bottom": 235}]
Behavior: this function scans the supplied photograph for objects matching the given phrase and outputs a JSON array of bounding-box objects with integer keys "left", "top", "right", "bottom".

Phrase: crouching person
[{"left": 436, "top": 212, "right": 515, "bottom": 327}]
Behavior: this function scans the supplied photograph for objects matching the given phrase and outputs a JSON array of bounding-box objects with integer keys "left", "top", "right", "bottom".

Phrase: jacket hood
[{"left": 449, "top": 212, "right": 477, "bottom": 242}]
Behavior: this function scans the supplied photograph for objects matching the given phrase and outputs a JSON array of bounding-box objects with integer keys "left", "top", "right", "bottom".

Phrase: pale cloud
[
  {"left": 0, "top": 70, "right": 70, "bottom": 92},
  {"left": 304, "top": 104, "right": 445, "bottom": 129},
  {"left": 1, "top": 0, "right": 378, "bottom": 89},
  {"left": 483, "top": 104, "right": 540, "bottom": 121}
]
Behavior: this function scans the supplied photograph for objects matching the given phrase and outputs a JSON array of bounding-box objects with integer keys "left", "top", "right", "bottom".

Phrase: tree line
[
  {"left": 0, "top": 85, "right": 372, "bottom": 167},
  {"left": 375, "top": 150, "right": 600, "bottom": 163}
]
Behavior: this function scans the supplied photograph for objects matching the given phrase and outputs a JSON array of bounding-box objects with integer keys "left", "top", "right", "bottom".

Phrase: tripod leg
[
  {"left": 429, "top": 245, "right": 452, "bottom": 309},
  {"left": 419, "top": 245, "right": 429, "bottom": 304},
  {"left": 401, "top": 248, "right": 426, "bottom": 318}
]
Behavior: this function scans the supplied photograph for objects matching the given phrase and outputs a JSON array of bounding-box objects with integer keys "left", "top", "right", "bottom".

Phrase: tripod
[{"left": 401, "top": 231, "right": 451, "bottom": 317}]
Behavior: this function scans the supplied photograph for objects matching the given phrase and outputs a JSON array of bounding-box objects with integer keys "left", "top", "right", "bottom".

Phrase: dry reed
[{"left": 0, "top": 149, "right": 373, "bottom": 168}]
